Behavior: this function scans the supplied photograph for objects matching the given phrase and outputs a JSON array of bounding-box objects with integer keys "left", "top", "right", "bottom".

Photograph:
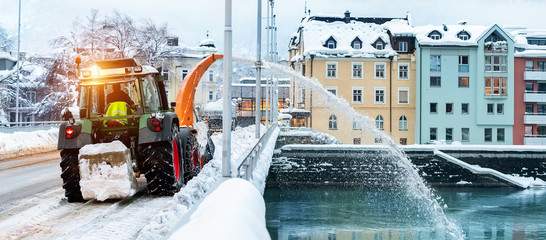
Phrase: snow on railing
[
  {"left": 237, "top": 123, "right": 278, "bottom": 182},
  {"left": 434, "top": 150, "right": 528, "bottom": 189},
  {"left": 0, "top": 121, "right": 64, "bottom": 133}
]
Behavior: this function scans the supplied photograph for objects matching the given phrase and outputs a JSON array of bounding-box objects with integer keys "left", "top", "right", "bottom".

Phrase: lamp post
[
  {"left": 15, "top": 0, "right": 21, "bottom": 128},
  {"left": 222, "top": 0, "right": 233, "bottom": 177},
  {"left": 255, "top": 0, "right": 262, "bottom": 138}
]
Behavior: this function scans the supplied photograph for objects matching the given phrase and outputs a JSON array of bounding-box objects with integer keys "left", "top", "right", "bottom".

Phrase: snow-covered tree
[
  {"left": 0, "top": 25, "right": 13, "bottom": 52},
  {"left": 134, "top": 19, "right": 169, "bottom": 64}
]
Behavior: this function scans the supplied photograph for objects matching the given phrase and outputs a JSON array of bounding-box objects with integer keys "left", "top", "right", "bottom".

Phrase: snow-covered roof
[
  {"left": 199, "top": 38, "right": 216, "bottom": 48},
  {"left": 511, "top": 28, "right": 546, "bottom": 58},
  {"left": 0, "top": 52, "right": 16, "bottom": 62},
  {"left": 292, "top": 14, "right": 410, "bottom": 59},
  {"left": 414, "top": 24, "right": 491, "bottom": 46}
]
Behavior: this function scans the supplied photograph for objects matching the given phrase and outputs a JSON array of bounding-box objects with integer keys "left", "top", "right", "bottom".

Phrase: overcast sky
[{"left": 1, "top": 0, "right": 546, "bottom": 59}]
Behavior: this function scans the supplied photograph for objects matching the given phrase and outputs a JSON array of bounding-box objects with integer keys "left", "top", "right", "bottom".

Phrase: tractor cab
[{"left": 77, "top": 59, "right": 169, "bottom": 145}]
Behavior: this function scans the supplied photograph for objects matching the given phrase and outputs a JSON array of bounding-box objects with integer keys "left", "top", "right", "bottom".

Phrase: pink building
[{"left": 513, "top": 29, "right": 546, "bottom": 145}]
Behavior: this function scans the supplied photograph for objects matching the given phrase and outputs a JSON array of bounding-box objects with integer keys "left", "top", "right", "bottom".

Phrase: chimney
[
  {"left": 344, "top": 10, "right": 351, "bottom": 23},
  {"left": 442, "top": 24, "right": 448, "bottom": 31}
]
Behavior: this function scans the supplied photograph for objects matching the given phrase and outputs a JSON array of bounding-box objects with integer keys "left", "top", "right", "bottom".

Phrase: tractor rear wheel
[
  {"left": 182, "top": 131, "right": 199, "bottom": 184},
  {"left": 60, "top": 149, "right": 85, "bottom": 202},
  {"left": 141, "top": 124, "right": 183, "bottom": 195}
]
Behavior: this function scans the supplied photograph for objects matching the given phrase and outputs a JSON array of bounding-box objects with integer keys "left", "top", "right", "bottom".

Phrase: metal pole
[
  {"left": 255, "top": 0, "right": 262, "bottom": 138},
  {"left": 15, "top": 0, "right": 21, "bottom": 128},
  {"left": 265, "top": 78, "right": 269, "bottom": 127},
  {"left": 266, "top": 0, "right": 270, "bottom": 62},
  {"left": 222, "top": 0, "right": 233, "bottom": 178},
  {"left": 273, "top": 77, "right": 279, "bottom": 122}
]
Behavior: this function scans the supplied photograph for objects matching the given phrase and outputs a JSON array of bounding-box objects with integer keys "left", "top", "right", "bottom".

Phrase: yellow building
[{"left": 288, "top": 11, "right": 416, "bottom": 145}]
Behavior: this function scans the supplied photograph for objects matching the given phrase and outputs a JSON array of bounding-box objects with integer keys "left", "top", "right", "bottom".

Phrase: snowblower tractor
[{"left": 58, "top": 54, "right": 223, "bottom": 202}]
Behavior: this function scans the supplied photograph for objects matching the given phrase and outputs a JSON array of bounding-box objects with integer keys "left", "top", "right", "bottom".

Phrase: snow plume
[
  {"left": 138, "top": 125, "right": 269, "bottom": 239},
  {"left": 0, "top": 127, "right": 59, "bottom": 160}
]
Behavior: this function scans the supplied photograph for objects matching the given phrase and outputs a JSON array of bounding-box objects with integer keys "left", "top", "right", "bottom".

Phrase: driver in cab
[{"left": 104, "top": 83, "right": 136, "bottom": 126}]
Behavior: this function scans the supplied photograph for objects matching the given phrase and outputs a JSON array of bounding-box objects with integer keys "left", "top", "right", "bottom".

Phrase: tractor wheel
[
  {"left": 182, "top": 131, "right": 199, "bottom": 184},
  {"left": 60, "top": 149, "right": 85, "bottom": 202},
  {"left": 141, "top": 124, "right": 183, "bottom": 195},
  {"left": 204, "top": 133, "right": 215, "bottom": 164}
]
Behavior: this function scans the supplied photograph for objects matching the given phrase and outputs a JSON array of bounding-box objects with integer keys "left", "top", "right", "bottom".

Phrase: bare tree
[
  {"left": 103, "top": 10, "right": 137, "bottom": 58},
  {"left": 134, "top": 19, "right": 169, "bottom": 64}
]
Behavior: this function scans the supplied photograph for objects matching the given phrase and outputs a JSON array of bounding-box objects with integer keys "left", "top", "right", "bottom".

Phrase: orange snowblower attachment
[{"left": 174, "top": 54, "right": 223, "bottom": 127}]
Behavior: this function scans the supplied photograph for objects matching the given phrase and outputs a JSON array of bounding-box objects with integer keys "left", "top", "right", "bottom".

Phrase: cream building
[
  {"left": 157, "top": 37, "right": 219, "bottom": 112},
  {"left": 288, "top": 11, "right": 416, "bottom": 145}
]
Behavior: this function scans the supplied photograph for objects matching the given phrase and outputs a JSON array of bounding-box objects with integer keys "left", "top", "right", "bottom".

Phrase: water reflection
[{"left": 264, "top": 187, "right": 546, "bottom": 240}]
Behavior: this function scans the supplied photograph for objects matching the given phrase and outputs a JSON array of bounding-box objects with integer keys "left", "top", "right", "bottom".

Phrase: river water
[{"left": 264, "top": 187, "right": 546, "bottom": 240}]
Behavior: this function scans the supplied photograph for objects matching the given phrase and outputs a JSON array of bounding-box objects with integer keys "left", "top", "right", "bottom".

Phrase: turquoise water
[{"left": 264, "top": 187, "right": 546, "bottom": 240}]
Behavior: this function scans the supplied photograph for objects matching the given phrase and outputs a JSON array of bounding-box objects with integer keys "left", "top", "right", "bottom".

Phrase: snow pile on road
[
  {"left": 78, "top": 141, "right": 137, "bottom": 201},
  {"left": 0, "top": 127, "right": 59, "bottom": 160},
  {"left": 169, "top": 178, "right": 270, "bottom": 240},
  {"left": 138, "top": 125, "right": 266, "bottom": 240}
]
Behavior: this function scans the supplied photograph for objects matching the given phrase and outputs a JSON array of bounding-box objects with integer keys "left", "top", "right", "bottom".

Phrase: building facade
[
  {"left": 415, "top": 24, "right": 515, "bottom": 144},
  {"left": 288, "top": 11, "right": 416, "bottom": 145},
  {"left": 512, "top": 28, "right": 546, "bottom": 145}
]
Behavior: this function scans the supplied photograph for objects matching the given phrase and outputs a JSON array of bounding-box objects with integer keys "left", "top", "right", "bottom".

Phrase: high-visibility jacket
[{"left": 104, "top": 101, "right": 133, "bottom": 126}]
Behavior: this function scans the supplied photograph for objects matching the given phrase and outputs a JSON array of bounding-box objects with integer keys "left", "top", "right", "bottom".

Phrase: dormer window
[
  {"left": 324, "top": 36, "right": 337, "bottom": 49},
  {"left": 351, "top": 37, "right": 362, "bottom": 49},
  {"left": 428, "top": 30, "right": 442, "bottom": 40},
  {"left": 376, "top": 42, "right": 383, "bottom": 50},
  {"left": 457, "top": 31, "right": 470, "bottom": 40}
]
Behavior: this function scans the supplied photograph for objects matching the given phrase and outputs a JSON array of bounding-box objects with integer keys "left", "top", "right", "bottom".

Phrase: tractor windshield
[
  {"left": 79, "top": 78, "right": 142, "bottom": 118},
  {"left": 140, "top": 75, "right": 160, "bottom": 112}
]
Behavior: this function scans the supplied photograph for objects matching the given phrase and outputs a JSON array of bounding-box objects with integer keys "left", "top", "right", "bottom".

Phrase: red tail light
[
  {"left": 66, "top": 126, "right": 74, "bottom": 139},
  {"left": 152, "top": 119, "right": 161, "bottom": 131}
]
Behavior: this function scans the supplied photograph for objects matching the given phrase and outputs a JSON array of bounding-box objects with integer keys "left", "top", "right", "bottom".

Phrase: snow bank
[
  {"left": 78, "top": 141, "right": 137, "bottom": 201},
  {"left": 0, "top": 127, "right": 59, "bottom": 160},
  {"left": 168, "top": 178, "right": 270, "bottom": 240}
]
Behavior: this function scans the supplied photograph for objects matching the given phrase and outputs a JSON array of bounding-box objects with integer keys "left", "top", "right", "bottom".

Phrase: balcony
[
  {"left": 524, "top": 91, "right": 546, "bottom": 102},
  {"left": 524, "top": 135, "right": 546, "bottom": 145},
  {"left": 524, "top": 113, "right": 546, "bottom": 124},
  {"left": 524, "top": 69, "right": 546, "bottom": 80}
]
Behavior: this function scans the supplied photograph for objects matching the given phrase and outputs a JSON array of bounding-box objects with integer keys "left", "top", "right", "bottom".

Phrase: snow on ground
[
  {"left": 0, "top": 127, "right": 59, "bottom": 160},
  {"left": 168, "top": 178, "right": 270, "bottom": 240},
  {"left": 138, "top": 124, "right": 270, "bottom": 240}
]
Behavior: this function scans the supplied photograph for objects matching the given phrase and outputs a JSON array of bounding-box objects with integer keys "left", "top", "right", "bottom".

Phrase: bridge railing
[
  {"left": 0, "top": 121, "right": 64, "bottom": 133},
  {"left": 237, "top": 123, "right": 278, "bottom": 180}
]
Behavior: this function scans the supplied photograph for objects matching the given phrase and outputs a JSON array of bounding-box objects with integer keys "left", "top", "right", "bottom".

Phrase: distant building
[
  {"left": 512, "top": 28, "right": 546, "bottom": 145},
  {"left": 157, "top": 36, "right": 219, "bottom": 111},
  {"left": 288, "top": 11, "right": 416, "bottom": 145},
  {"left": 415, "top": 23, "right": 515, "bottom": 144}
]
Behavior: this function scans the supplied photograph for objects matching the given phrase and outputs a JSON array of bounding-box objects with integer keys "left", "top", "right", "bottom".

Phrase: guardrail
[
  {"left": 237, "top": 123, "right": 278, "bottom": 180},
  {"left": 0, "top": 121, "right": 64, "bottom": 133}
]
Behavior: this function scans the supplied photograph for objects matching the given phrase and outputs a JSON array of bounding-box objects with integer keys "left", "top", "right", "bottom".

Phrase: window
[
  {"left": 208, "top": 91, "right": 214, "bottom": 101},
  {"left": 209, "top": 70, "right": 214, "bottom": 82},
  {"left": 538, "top": 61, "right": 546, "bottom": 71},
  {"left": 353, "top": 138, "right": 361, "bottom": 145},
  {"left": 326, "top": 86, "right": 338, "bottom": 96},
  {"left": 375, "top": 138, "right": 383, "bottom": 143},
  {"left": 374, "top": 88, "right": 385, "bottom": 104},
  {"left": 462, "top": 103, "right": 469, "bottom": 114},
  {"left": 352, "top": 63, "right": 363, "bottom": 79},
  {"left": 400, "top": 138, "right": 408, "bottom": 145},
  {"left": 525, "top": 126, "right": 533, "bottom": 136},
  {"left": 298, "top": 87, "right": 306, "bottom": 103},
  {"left": 484, "top": 77, "right": 507, "bottom": 95},
  {"left": 430, "top": 102, "right": 438, "bottom": 114},
  {"left": 485, "top": 55, "right": 507, "bottom": 72},
  {"left": 351, "top": 38, "right": 362, "bottom": 49},
  {"left": 430, "top": 55, "right": 441, "bottom": 71},
  {"left": 430, "top": 128, "right": 438, "bottom": 141},
  {"left": 182, "top": 69, "right": 189, "bottom": 80},
  {"left": 484, "top": 128, "right": 492, "bottom": 142},
  {"left": 446, "top": 128, "right": 453, "bottom": 141},
  {"left": 399, "top": 41, "right": 408, "bottom": 52},
  {"left": 526, "top": 82, "right": 534, "bottom": 92},
  {"left": 352, "top": 118, "right": 362, "bottom": 130},
  {"left": 430, "top": 76, "right": 441, "bottom": 87},
  {"left": 327, "top": 39, "right": 336, "bottom": 49},
  {"left": 487, "top": 103, "right": 494, "bottom": 114},
  {"left": 526, "top": 61, "right": 534, "bottom": 71},
  {"left": 398, "top": 63, "right": 409, "bottom": 79},
  {"left": 328, "top": 114, "right": 337, "bottom": 130},
  {"left": 398, "top": 88, "right": 409, "bottom": 104},
  {"left": 497, "top": 103, "right": 504, "bottom": 114},
  {"left": 375, "top": 115, "right": 384, "bottom": 130},
  {"left": 352, "top": 87, "right": 363, "bottom": 103},
  {"left": 428, "top": 31, "right": 442, "bottom": 40},
  {"left": 497, "top": 128, "right": 505, "bottom": 142},
  {"left": 26, "top": 91, "right": 36, "bottom": 104},
  {"left": 526, "top": 104, "right": 534, "bottom": 113},
  {"left": 375, "top": 63, "right": 386, "bottom": 79},
  {"left": 462, "top": 128, "right": 470, "bottom": 142},
  {"left": 399, "top": 115, "right": 408, "bottom": 131},
  {"left": 375, "top": 41, "right": 383, "bottom": 50},
  {"left": 458, "top": 31, "right": 470, "bottom": 40},
  {"left": 458, "top": 77, "right": 469, "bottom": 88},
  {"left": 459, "top": 56, "right": 469, "bottom": 72},
  {"left": 326, "top": 62, "right": 337, "bottom": 78},
  {"left": 446, "top": 103, "right": 453, "bottom": 114}
]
